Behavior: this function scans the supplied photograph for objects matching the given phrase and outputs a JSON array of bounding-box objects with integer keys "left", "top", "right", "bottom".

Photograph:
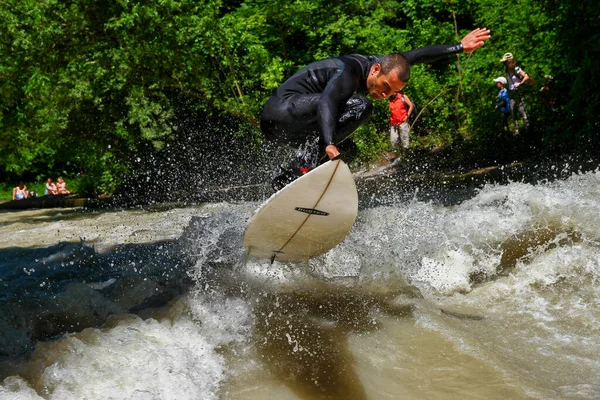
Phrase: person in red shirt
[{"left": 388, "top": 91, "right": 414, "bottom": 149}]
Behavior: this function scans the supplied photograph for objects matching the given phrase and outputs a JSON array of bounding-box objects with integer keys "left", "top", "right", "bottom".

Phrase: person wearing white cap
[
  {"left": 501, "top": 53, "right": 530, "bottom": 134},
  {"left": 493, "top": 77, "right": 511, "bottom": 133}
]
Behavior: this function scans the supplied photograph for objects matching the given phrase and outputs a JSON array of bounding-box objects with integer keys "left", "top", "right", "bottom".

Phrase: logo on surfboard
[{"left": 294, "top": 207, "right": 329, "bottom": 216}]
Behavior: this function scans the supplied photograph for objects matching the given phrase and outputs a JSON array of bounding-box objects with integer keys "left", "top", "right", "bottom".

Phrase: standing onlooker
[
  {"left": 388, "top": 91, "right": 414, "bottom": 150},
  {"left": 45, "top": 178, "right": 58, "bottom": 195},
  {"left": 493, "top": 77, "right": 511, "bottom": 133},
  {"left": 501, "top": 53, "right": 530, "bottom": 134},
  {"left": 540, "top": 75, "right": 557, "bottom": 111}
]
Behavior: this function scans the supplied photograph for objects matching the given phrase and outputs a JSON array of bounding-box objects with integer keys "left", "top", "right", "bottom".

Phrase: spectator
[
  {"left": 388, "top": 91, "right": 415, "bottom": 150},
  {"left": 493, "top": 77, "right": 512, "bottom": 133},
  {"left": 501, "top": 53, "right": 530, "bottom": 134},
  {"left": 12, "top": 182, "right": 29, "bottom": 200},
  {"left": 540, "top": 75, "right": 557, "bottom": 111},
  {"left": 45, "top": 178, "right": 58, "bottom": 195},
  {"left": 56, "top": 177, "right": 71, "bottom": 194}
]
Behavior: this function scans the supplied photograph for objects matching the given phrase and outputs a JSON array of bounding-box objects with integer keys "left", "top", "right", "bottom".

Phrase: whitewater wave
[{"left": 1, "top": 170, "right": 599, "bottom": 399}]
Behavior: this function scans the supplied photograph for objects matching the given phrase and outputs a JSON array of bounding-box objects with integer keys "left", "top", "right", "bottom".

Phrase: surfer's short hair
[{"left": 381, "top": 53, "right": 410, "bottom": 82}]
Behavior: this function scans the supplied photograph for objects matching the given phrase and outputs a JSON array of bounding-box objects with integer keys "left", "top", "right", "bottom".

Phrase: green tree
[{"left": 1, "top": 0, "right": 598, "bottom": 190}]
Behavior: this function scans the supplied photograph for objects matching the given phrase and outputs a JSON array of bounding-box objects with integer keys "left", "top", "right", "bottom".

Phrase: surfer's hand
[
  {"left": 325, "top": 145, "right": 341, "bottom": 159},
  {"left": 461, "top": 28, "right": 491, "bottom": 53}
]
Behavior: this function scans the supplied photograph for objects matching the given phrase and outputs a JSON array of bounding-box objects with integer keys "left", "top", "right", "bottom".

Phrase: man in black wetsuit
[{"left": 261, "top": 28, "right": 491, "bottom": 190}]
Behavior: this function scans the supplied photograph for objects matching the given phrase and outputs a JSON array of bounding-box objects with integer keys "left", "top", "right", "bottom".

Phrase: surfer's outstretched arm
[{"left": 401, "top": 28, "right": 491, "bottom": 65}]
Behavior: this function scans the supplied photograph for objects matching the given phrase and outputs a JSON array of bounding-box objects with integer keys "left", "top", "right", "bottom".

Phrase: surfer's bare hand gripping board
[{"left": 243, "top": 159, "right": 358, "bottom": 263}]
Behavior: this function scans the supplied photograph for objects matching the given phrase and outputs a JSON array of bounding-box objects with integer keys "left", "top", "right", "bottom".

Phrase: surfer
[{"left": 261, "top": 28, "right": 491, "bottom": 190}]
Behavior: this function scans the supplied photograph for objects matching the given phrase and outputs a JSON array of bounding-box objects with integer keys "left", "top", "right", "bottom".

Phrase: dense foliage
[{"left": 1, "top": 0, "right": 598, "bottom": 191}]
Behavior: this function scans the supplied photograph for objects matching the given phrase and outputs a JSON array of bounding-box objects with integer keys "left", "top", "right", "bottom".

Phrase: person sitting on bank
[
  {"left": 13, "top": 182, "right": 29, "bottom": 200},
  {"left": 389, "top": 90, "right": 414, "bottom": 150},
  {"left": 493, "top": 77, "right": 511, "bottom": 133},
  {"left": 56, "top": 177, "right": 71, "bottom": 194},
  {"left": 45, "top": 178, "right": 58, "bottom": 195}
]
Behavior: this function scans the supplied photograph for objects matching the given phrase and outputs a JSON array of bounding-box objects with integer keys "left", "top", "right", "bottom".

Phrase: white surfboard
[{"left": 243, "top": 159, "right": 358, "bottom": 262}]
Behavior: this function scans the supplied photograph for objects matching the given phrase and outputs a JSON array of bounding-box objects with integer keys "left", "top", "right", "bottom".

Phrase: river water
[{"left": 1, "top": 170, "right": 599, "bottom": 399}]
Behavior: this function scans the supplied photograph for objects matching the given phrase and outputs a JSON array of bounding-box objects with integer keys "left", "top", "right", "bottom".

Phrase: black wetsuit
[{"left": 261, "top": 43, "right": 464, "bottom": 151}]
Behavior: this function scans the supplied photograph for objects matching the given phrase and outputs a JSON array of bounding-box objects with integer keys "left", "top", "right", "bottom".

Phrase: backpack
[
  {"left": 510, "top": 66, "right": 534, "bottom": 88},
  {"left": 402, "top": 95, "right": 418, "bottom": 123}
]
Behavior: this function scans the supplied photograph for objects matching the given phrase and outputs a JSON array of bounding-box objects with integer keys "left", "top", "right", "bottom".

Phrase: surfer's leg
[
  {"left": 271, "top": 136, "right": 321, "bottom": 191},
  {"left": 262, "top": 94, "right": 371, "bottom": 190},
  {"left": 310, "top": 96, "right": 371, "bottom": 165},
  {"left": 333, "top": 96, "right": 374, "bottom": 143},
  {"left": 261, "top": 94, "right": 372, "bottom": 151},
  {"left": 262, "top": 94, "right": 323, "bottom": 190},
  {"left": 260, "top": 94, "right": 320, "bottom": 148}
]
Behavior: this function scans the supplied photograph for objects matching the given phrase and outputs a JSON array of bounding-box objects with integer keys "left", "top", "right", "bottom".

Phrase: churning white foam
[
  {"left": 336, "top": 170, "right": 600, "bottom": 296},
  {"left": 1, "top": 304, "right": 228, "bottom": 400}
]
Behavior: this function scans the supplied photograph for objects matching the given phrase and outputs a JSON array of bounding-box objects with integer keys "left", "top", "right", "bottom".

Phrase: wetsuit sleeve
[
  {"left": 401, "top": 43, "right": 463, "bottom": 65},
  {"left": 318, "top": 68, "right": 359, "bottom": 146}
]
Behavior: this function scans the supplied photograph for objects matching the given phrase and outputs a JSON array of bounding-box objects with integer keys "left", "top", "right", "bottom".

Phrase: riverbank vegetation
[{"left": 2, "top": 0, "right": 598, "bottom": 195}]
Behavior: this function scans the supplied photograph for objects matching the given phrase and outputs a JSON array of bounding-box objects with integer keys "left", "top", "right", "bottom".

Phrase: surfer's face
[{"left": 367, "top": 64, "right": 406, "bottom": 100}]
